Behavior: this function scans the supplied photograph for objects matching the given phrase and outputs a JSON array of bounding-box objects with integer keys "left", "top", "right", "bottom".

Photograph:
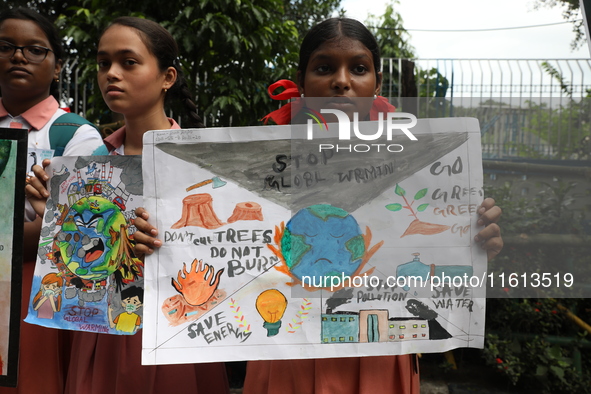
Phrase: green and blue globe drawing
[
  {"left": 281, "top": 204, "right": 365, "bottom": 283},
  {"left": 54, "top": 196, "right": 127, "bottom": 281}
]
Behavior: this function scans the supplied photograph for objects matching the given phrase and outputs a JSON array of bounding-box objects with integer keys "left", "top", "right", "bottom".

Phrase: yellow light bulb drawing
[{"left": 255, "top": 289, "right": 288, "bottom": 337}]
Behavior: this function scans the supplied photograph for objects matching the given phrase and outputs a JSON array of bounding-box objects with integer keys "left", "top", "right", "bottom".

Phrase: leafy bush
[{"left": 483, "top": 180, "right": 591, "bottom": 393}]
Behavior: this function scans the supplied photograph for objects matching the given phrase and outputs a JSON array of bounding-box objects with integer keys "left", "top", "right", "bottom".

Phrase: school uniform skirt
[
  {"left": 65, "top": 330, "right": 230, "bottom": 394},
  {"left": 243, "top": 355, "right": 419, "bottom": 394}
]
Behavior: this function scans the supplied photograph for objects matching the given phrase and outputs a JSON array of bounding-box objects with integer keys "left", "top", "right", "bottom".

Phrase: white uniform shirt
[
  {"left": 0, "top": 96, "right": 105, "bottom": 220},
  {"left": 0, "top": 96, "right": 104, "bottom": 156}
]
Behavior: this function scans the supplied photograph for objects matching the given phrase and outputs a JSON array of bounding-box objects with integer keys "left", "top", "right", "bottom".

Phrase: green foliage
[
  {"left": 520, "top": 97, "right": 591, "bottom": 159},
  {"left": 416, "top": 68, "right": 449, "bottom": 97},
  {"left": 482, "top": 181, "right": 591, "bottom": 392},
  {"left": 417, "top": 81, "right": 591, "bottom": 159},
  {"left": 482, "top": 331, "right": 591, "bottom": 392},
  {"left": 542, "top": 61, "right": 573, "bottom": 97},
  {"left": 415, "top": 68, "right": 451, "bottom": 117},
  {"left": 487, "top": 181, "right": 583, "bottom": 235},
  {"left": 365, "top": 0, "right": 414, "bottom": 59},
  {"left": 162, "top": 0, "right": 299, "bottom": 127},
  {"left": 483, "top": 321, "right": 591, "bottom": 392},
  {"left": 282, "top": 0, "right": 344, "bottom": 41},
  {"left": 482, "top": 334, "right": 524, "bottom": 385},
  {"left": 534, "top": 0, "right": 586, "bottom": 50},
  {"left": 2, "top": 0, "right": 349, "bottom": 127},
  {"left": 504, "top": 62, "right": 591, "bottom": 160},
  {"left": 364, "top": 0, "right": 450, "bottom": 108},
  {"left": 365, "top": 0, "right": 420, "bottom": 102}
]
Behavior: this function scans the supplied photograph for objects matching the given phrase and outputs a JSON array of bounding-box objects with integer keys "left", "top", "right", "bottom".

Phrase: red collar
[
  {"left": 0, "top": 96, "right": 59, "bottom": 130},
  {"left": 103, "top": 118, "right": 180, "bottom": 152}
]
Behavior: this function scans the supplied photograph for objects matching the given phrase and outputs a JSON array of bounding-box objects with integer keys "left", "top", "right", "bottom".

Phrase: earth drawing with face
[
  {"left": 50, "top": 196, "right": 142, "bottom": 305},
  {"left": 54, "top": 196, "right": 125, "bottom": 281},
  {"left": 269, "top": 204, "right": 383, "bottom": 291}
]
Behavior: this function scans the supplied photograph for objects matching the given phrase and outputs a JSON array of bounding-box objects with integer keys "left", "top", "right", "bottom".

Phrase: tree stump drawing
[
  {"left": 227, "top": 201, "right": 264, "bottom": 223},
  {"left": 172, "top": 194, "right": 225, "bottom": 229}
]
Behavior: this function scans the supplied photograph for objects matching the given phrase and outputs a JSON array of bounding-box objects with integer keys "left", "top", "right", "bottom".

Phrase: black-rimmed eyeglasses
[{"left": 0, "top": 40, "right": 53, "bottom": 63}]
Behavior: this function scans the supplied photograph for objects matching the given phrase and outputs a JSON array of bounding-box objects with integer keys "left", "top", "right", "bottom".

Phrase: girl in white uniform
[{"left": 0, "top": 8, "right": 104, "bottom": 394}]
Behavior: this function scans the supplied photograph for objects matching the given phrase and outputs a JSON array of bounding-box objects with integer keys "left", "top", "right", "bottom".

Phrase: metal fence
[
  {"left": 58, "top": 58, "right": 591, "bottom": 160},
  {"left": 381, "top": 58, "right": 591, "bottom": 160},
  {"left": 58, "top": 58, "right": 91, "bottom": 116}
]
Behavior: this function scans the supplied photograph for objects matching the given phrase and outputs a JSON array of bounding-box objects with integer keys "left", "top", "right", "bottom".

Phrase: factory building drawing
[{"left": 321, "top": 309, "right": 430, "bottom": 344}]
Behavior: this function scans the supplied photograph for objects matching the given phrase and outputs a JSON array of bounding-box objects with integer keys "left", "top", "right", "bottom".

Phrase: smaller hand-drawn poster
[
  {"left": 26, "top": 148, "right": 53, "bottom": 177},
  {"left": 24, "top": 155, "right": 144, "bottom": 335},
  {"left": 0, "top": 128, "right": 27, "bottom": 387},
  {"left": 142, "top": 118, "right": 488, "bottom": 365}
]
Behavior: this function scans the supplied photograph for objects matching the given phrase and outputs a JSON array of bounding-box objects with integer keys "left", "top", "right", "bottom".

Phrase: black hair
[
  {"left": 0, "top": 8, "right": 64, "bottom": 99},
  {"left": 298, "top": 17, "right": 381, "bottom": 85},
  {"left": 105, "top": 17, "right": 204, "bottom": 128},
  {"left": 121, "top": 285, "right": 143, "bottom": 304}
]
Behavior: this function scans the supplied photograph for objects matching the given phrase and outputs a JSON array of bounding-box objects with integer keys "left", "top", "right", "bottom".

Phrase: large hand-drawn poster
[
  {"left": 24, "top": 156, "right": 145, "bottom": 335},
  {"left": 142, "top": 118, "right": 487, "bottom": 365},
  {"left": 0, "top": 128, "right": 27, "bottom": 387}
]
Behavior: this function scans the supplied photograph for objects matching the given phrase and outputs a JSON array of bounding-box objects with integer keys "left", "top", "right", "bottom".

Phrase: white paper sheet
[
  {"left": 25, "top": 155, "right": 145, "bottom": 335},
  {"left": 142, "top": 118, "right": 487, "bottom": 365}
]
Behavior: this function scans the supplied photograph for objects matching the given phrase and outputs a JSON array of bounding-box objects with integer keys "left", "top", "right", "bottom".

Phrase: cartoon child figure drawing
[
  {"left": 33, "top": 273, "right": 64, "bottom": 319},
  {"left": 108, "top": 286, "right": 143, "bottom": 334}
]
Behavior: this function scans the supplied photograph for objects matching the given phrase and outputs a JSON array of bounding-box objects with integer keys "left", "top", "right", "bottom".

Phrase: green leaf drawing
[
  {"left": 414, "top": 188, "right": 428, "bottom": 200},
  {"left": 394, "top": 184, "right": 406, "bottom": 196},
  {"left": 417, "top": 203, "right": 429, "bottom": 212},
  {"left": 386, "top": 203, "right": 403, "bottom": 212}
]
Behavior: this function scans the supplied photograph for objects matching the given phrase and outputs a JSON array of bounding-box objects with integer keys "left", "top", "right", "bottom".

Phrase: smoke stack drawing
[
  {"left": 76, "top": 170, "right": 85, "bottom": 195},
  {"left": 107, "top": 163, "right": 113, "bottom": 184}
]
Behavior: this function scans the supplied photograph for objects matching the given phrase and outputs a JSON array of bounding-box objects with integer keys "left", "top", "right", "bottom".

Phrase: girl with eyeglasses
[
  {"left": 0, "top": 8, "right": 104, "bottom": 394},
  {"left": 0, "top": 9, "right": 104, "bottom": 159}
]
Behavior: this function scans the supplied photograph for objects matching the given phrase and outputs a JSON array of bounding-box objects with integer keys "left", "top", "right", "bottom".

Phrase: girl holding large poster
[
  {"left": 133, "top": 17, "right": 503, "bottom": 394},
  {"left": 241, "top": 18, "right": 503, "bottom": 394}
]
